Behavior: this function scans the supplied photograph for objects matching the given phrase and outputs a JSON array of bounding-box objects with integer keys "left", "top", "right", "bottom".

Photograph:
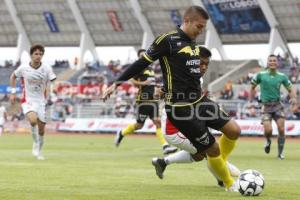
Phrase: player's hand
[
  {"left": 289, "top": 97, "right": 297, "bottom": 105},
  {"left": 9, "top": 94, "right": 16, "bottom": 104},
  {"left": 102, "top": 83, "right": 116, "bottom": 102}
]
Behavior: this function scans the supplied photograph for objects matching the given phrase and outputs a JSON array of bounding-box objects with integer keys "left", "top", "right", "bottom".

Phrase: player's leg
[
  {"left": 36, "top": 120, "right": 46, "bottom": 160},
  {"left": 275, "top": 117, "right": 285, "bottom": 159},
  {"left": 114, "top": 122, "right": 143, "bottom": 147},
  {"left": 152, "top": 130, "right": 199, "bottom": 179},
  {"left": 205, "top": 142, "right": 238, "bottom": 191},
  {"left": 166, "top": 106, "right": 237, "bottom": 191},
  {"left": 203, "top": 97, "right": 240, "bottom": 162},
  {"left": 114, "top": 102, "right": 146, "bottom": 147},
  {"left": 152, "top": 118, "right": 177, "bottom": 155},
  {"left": 114, "top": 103, "right": 146, "bottom": 147},
  {"left": 262, "top": 113, "right": 273, "bottom": 154},
  {"left": 26, "top": 111, "right": 39, "bottom": 157}
]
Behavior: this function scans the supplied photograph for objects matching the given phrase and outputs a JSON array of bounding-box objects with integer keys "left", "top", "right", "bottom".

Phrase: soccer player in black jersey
[
  {"left": 103, "top": 6, "right": 240, "bottom": 192},
  {"left": 114, "top": 49, "right": 177, "bottom": 155}
]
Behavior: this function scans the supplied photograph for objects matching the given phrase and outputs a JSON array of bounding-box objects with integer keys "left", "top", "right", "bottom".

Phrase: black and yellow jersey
[
  {"left": 133, "top": 68, "right": 157, "bottom": 102},
  {"left": 143, "top": 27, "right": 202, "bottom": 105}
]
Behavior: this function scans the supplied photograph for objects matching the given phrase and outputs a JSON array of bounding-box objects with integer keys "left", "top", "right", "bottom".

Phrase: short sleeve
[
  {"left": 143, "top": 34, "right": 171, "bottom": 63},
  {"left": 251, "top": 73, "right": 261, "bottom": 86},
  {"left": 47, "top": 66, "right": 56, "bottom": 81},
  {"left": 14, "top": 65, "right": 24, "bottom": 78},
  {"left": 282, "top": 75, "right": 292, "bottom": 90}
]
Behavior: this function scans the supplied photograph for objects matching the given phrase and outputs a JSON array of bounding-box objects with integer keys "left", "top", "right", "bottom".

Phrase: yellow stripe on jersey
[
  {"left": 143, "top": 53, "right": 154, "bottom": 63},
  {"left": 162, "top": 56, "right": 172, "bottom": 104},
  {"left": 155, "top": 30, "right": 177, "bottom": 44}
]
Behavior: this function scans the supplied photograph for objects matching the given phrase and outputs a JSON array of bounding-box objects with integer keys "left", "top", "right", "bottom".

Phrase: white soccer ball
[{"left": 238, "top": 169, "right": 265, "bottom": 196}]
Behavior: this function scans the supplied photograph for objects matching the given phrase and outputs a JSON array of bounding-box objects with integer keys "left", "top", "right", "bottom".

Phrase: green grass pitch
[{"left": 0, "top": 133, "right": 299, "bottom": 200}]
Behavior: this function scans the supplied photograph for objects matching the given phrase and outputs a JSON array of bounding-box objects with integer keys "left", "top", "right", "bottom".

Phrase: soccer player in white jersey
[
  {"left": 9, "top": 44, "right": 56, "bottom": 160},
  {"left": 0, "top": 102, "right": 7, "bottom": 136}
]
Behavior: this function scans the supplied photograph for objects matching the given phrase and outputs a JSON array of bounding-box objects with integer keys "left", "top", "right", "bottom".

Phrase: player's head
[
  {"left": 30, "top": 44, "right": 45, "bottom": 63},
  {"left": 199, "top": 47, "right": 212, "bottom": 76},
  {"left": 267, "top": 54, "right": 278, "bottom": 70},
  {"left": 137, "top": 49, "right": 146, "bottom": 59},
  {"left": 182, "top": 6, "right": 209, "bottom": 40}
]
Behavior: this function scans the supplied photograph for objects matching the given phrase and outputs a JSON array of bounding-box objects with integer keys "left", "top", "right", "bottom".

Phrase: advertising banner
[
  {"left": 58, "top": 118, "right": 300, "bottom": 136},
  {"left": 202, "top": 0, "right": 270, "bottom": 34}
]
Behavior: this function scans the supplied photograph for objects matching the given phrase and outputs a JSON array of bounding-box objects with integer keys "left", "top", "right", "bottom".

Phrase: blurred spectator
[
  {"left": 237, "top": 88, "right": 249, "bottom": 101},
  {"left": 220, "top": 80, "right": 233, "bottom": 99}
]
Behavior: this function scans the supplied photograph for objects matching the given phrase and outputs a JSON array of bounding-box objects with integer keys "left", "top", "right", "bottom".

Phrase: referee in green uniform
[{"left": 250, "top": 54, "right": 297, "bottom": 160}]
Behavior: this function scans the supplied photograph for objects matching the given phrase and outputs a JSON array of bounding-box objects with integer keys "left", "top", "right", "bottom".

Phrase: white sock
[
  {"left": 0, "top": 127, "right": 3, "bottom": 136},
  {"left": 39, "top": 135, "right": 44, "bottom": 152},
  {"left": 164, "top": 150, "right": 194, "bottom": 164},
  {"left": 31, "top": 126, "right": 39, "bottom": 143}
]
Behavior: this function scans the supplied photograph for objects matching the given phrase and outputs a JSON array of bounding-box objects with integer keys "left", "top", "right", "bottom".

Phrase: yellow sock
[
  {"left": 122, "top": 124, "right": 136, "bottom": 136},
  {"left": 156, "top": 128, "right": 167, "bottom": 146},
  {"left": 219, "top": 134, "right": 237, "bottom": 161},
  {"left": 207, "top": 155, "right": 234, "bottom": 188}
]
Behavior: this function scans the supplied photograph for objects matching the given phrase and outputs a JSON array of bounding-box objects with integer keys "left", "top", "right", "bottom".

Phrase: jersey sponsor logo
[
  {"left": 178, "top": 46, "right": 200, "bottom": 56},
  {"left": 190, "top": 68, "right": 200, "bottom": 74},
  {"left": 186, "top": 59, "right": 200, "bottom": 66},
  {"left": 195, "top": 132, "right": 209, "bottom": 145},
  {"left": 170, "top": 36, "right": 180, "bottom": 40}
]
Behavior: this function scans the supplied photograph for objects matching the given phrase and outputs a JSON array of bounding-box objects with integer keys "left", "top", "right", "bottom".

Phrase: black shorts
[
  {"left": 136, "top": 101, "right": 159, "bottom": 124},
  {"left": 165, "top": 96, "right": 231, "bottom": 153}
]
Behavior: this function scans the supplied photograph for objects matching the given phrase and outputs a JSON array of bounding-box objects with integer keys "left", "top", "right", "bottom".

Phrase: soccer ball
[{"left": 238, "top": 169, "right": 265, "bottom": 196}]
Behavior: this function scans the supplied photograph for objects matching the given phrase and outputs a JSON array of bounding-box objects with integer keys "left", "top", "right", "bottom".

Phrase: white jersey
[{"left": 14, "top": 63, "right": 56, "bottom": 103}]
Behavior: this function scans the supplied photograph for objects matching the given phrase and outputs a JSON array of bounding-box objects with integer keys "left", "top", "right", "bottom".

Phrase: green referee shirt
[{"left": 251, "top": 69, "right": 292, "bottom": 103}]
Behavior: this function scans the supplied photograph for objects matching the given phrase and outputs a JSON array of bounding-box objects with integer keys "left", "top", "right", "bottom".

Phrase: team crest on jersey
[{"left": 178, "top": 46, "right": 200, "bottom": 56}]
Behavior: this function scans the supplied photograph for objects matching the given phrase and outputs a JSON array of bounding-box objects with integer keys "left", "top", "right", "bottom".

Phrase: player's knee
[
  {"left": 153, "top": 119, "right": 161, "bottom": 127},
  {"left": 231, "top": 124, "right": 241, "bottom": 139},
  {"left": 29, "top": 120, "right": 38, "bottom": 127},
  {"left": 278, "top": 127, "right": 285, "bottom": 136}
]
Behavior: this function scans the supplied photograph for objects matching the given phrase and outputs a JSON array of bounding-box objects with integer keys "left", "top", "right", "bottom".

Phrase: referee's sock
[
  {"left": 219, "top": 134, "right": 237, "bottom": 161},
  {"left": 207, "top": 155, "right": 234, "bottom": 189}
]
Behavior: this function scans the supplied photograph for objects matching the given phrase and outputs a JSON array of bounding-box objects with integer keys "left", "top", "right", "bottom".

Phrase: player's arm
[
  {"left": 9, "top": 72, "right": 18, "bottom": 104},
  {"left": 249, "top": 73, "right": 260, "bottom": 102},
  {"left": 102, "top": 35, "right": 171, "bottom": 102},
  {"left": 46, "top": 66, "right": 57, "bottom": 100},
  {"left": 130, "top": 78, "right": 150, "bottom": 87},
  {"left": 287, "top": 87, "right": 297, "bottom": 105},
  {"left": 284, "top": 77, "right": 297, "bottom": 105}
]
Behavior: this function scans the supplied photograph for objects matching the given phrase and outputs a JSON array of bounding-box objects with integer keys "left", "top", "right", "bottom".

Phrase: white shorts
[
  {"left": 161, "top": 109, "right": 197, "bottom": 154},
  {"left": 22, "top": 101, "right": 46, "bottom": 123}
]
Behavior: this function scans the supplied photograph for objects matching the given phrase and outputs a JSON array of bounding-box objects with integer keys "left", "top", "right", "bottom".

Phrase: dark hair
[
  {"left": 199, "top": 47, "right": 212, "bottom": 58},
  {"left": 268, "top": 54, "right": 277, "bottom": 58},
  {"left": 30, "top": 44, "right": 45, "bottom": 55},
  {"left": 137, "top": 49, "right": 146, "bottom": 57},
  {"left": 183, "top": 6, "right": 209, "bottom": 20}
]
